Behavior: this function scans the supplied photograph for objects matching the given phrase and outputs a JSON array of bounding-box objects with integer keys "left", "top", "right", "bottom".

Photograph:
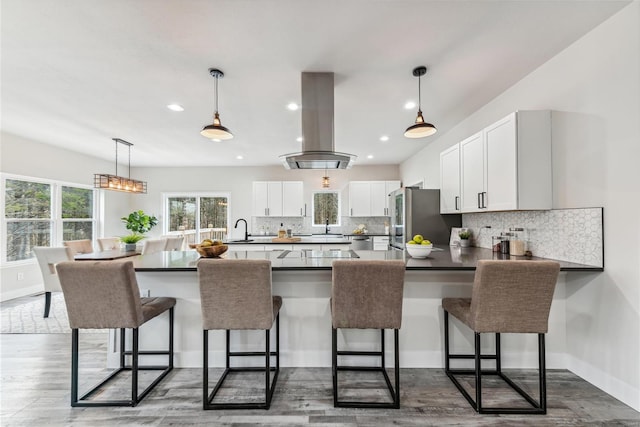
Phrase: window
[
  {"left": 312, "top": 191, "right": 340, "bottom": 227},
  {"left": 164, "top": 193, "right": 230, "bottom": 244},
  {"left": 2, "top": 175, "right": 96, "bottom": 263}
]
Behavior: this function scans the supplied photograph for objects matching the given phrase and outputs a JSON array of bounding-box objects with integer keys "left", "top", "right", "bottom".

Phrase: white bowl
[{"left": 405, "top": 243, "right": 433, "bottom": 258}]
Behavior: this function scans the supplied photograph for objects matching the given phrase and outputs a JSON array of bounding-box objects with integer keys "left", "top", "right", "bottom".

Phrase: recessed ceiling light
[
  {"left": 296, "top": 136, "right": 303, "bottom": 142},
  {"left": 167, "top": 104, "right": 184, "bottom": 112},
  {"left": 404, "top": 101, "right": 416, "bottom": 110},
  {"left": 236, "top": 155, "right": 244, "bottom": 160},
  {"left": 367, "top": 154, "right": 374, "bottom": 159},
  {"left": 287, "top": 102, "right": 299, "bottom": 111},
  {"left": 379, "top": 135, "right": 389, "bottom": 142}
]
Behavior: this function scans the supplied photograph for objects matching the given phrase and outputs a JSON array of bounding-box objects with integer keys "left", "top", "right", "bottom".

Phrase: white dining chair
[
  {"left": 142, "top": 238, "right": 167, "bottom": 255},
  {"left": 33, "top": 246, "right": 74, "bottom": 317},
  {"left": 98, "top": 237, "right": 120, "bottom": 251},
  {"left": 163, "top": 235, "right": 184, "bottom": 251}
]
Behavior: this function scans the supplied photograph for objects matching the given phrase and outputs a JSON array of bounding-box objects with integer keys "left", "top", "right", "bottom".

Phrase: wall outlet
[{"left": 17, "top": 272, "right": 24, "bottom": 281}]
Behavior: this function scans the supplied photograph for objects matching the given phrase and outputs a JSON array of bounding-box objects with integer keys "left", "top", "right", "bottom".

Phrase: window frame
[
  {"left": 311, "top": 190, "right": 341, "bottom": 228},
  {"left": 1, "top": 173, "right": 98, "bottom": 265},
  {"left": 162, "top": 192, "right": 231, "bottom": 242}
]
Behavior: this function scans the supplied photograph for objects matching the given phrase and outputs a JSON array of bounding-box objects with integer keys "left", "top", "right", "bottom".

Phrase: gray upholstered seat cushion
[
  {"left": 198, "top": 259, "right": 280, "bottom": 330},
  {"left": 443, "top": 260, "right": 560, "bottom": 334},
  {"left": 141, "top": 297, "right": 176, "bottom": 324},
  {"left": 331, "top": 260, "right": 406, "bottom": 329}
]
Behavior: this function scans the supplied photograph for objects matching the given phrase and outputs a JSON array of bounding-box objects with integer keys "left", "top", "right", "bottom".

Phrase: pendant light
[
  {"left": 94, "top": 138, "right": 147, "bottom": 193},
  {"left": 201, "top": 68, "right": 233, "bottom": 140},
  {"left": 322, "top": 168, "right": 330, "bottom": 188},
  {"left": 404, "top": 66, "right": 437, "bottom": 138}
]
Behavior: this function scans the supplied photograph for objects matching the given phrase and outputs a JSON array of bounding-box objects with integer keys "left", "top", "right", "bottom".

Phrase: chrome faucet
[
  {"left": 234, "top": 218, "right": 248, "bottom": 241},
  {"left": 325, "top": 218, "right": 330, "bottom": 234}
]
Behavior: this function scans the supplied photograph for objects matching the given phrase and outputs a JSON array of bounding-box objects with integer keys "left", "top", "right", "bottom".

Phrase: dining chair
[
  {"left": 162, "top": 235, "right": 184, "bottom": 251},
  {"left": 64, "top": 239, "right": 94, "bottom": 256},
  {"left": 141, "top": 238, "right": 167, "bottom": 255},
  {"left": 33, "top": 246, "right": 74, "bottom": 317},
  {"left": 97, "top": 237, "right": 120, "bottom": 251}
]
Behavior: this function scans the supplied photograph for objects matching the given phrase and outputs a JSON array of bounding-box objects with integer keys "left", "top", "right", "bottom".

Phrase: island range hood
[{"left": 280, "top": 72, "right": 356, "bottom": 169}]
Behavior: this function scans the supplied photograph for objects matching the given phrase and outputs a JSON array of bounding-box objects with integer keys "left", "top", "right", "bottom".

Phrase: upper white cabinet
[
  {"left": 282, "top": 181, "right": 305, "bottom": 216},
  {"left": 348, "top": 180, "right": 400, "bottom": 216},
  {"left": 443, "top": 111, "right": 551, "bottom": 213},
  {"left": 253, "top": 181, "right": 305, "bottom": 217},
  {"left": 439, "top": 143, "right": 461, "bottom": 213}
]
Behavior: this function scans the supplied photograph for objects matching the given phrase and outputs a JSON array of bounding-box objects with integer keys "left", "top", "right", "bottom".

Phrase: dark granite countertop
[
  {"left": 225, "top": 236, "right": 351, "bottom": 245},
  {"left": 131, "top": 247, "right": 602, "bottom": 272}
]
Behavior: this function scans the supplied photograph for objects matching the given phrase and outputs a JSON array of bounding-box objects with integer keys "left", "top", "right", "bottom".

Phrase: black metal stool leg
[{"left": 44, "top": 292, "right": 51, "bottom": 318}]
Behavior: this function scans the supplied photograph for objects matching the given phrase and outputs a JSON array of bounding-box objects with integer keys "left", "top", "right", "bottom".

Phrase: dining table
[{"left": 74, "top": 249, "right": 141, "bottom": 261}]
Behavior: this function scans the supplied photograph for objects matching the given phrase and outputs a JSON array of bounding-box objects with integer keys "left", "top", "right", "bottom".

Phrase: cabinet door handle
[
  {"left": 300, "top": 208, "right": 303, "bottom": 216},
  {"left": 482, "top": 192, "right": 487, "bottom": 208},
  {"left": 350, "top": 208, "right": 353, "bottom": 216},
  {"left": 304, "top": 204, "right": 307, "bottom": 216},
  {"left": 455, "top": 196, "right": 459, "bottom": 211},
  {"left": 265, "top": 208, "right": 268, "bottom": 216},
  {"left": 477, "top": 193, "right": 482, "bottom": 209}
]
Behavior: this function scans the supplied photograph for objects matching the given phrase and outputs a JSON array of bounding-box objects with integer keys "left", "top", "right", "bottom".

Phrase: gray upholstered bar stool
[
  {"left": 56, "top": 260, "right": 175, "bottom": 407},
  {"left": 331, "top": 260, "right": 406, "bottom": 408},
  {"left": 442, "top": 260, "right": 560, "bottom": 414},
  {"left": 198, "top": 259, "right": 282, "bottom": 410}
]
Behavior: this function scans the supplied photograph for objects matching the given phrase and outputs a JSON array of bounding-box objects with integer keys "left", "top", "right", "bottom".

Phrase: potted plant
[
  {"left": 120, "top": 210, "right": 158, "bottom": 251},
  {"left": 458, "top": 230, "right": 472, "bottom": 247}
]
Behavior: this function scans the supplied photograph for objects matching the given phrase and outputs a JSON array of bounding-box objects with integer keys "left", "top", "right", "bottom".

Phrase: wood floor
[{"left": 1, "top": 332, "right": 638, "bottom": 426}]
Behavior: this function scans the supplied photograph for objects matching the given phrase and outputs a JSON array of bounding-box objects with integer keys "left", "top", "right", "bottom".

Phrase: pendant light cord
[
  {"left": 214, "top": 75, "right": 219, "bottom": 114},
  {"left": 417, "top": 73, "right": 422, "bottom": 111}
]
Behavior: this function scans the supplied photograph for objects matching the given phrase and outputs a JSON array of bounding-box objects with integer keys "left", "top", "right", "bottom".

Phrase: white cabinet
[
  {"left": 439, "top": 144, "right": 461, "bottom": 213},
  {"left": 253, "top": 181, "right": 304, "bottom": 217},
  {"left": 451, "top": 111, "right": 551, "bottom": 213},
  {"left": 373, "top": 236, "right": 390, "bottom": 251},
  {"left": 348, "top": 180, "right": 400, "bottom": 216},
  {"left": 282, "top": 181, "right": 305, "bottom": 216}
]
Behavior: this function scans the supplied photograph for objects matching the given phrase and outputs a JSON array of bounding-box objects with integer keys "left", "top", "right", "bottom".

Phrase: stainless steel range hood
[{"left": 280, "top": 72, "right": 356, "bottom": 169}]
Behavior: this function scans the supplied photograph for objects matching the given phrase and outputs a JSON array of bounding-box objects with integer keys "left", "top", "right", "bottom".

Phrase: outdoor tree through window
[
  {"left": 312, "top": 191, "right": 340, "bottom": 227},
  {"left": 165, "top": 194, "right": 229, "bottom": 244}
]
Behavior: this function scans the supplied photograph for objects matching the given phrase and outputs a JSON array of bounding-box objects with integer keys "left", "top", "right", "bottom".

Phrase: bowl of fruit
[
  {"left": 191, "top": 239, "right": 228, "bottom": 258},
  {"left": 405, "top": 235, "right": 433, "bottom": 258}
]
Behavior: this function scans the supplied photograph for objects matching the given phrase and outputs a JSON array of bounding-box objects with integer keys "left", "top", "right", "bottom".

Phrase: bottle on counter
[
  {"left": 509, "top": 227, "right": 526, "bottom": 256},
  {"left": 278, "top": 223, "right": 286, "bottom": 238}
]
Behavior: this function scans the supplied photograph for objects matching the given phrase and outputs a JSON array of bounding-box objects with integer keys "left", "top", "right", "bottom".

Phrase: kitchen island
[{"left": 118, "top": 247, "right": 601, "bottom": 369}]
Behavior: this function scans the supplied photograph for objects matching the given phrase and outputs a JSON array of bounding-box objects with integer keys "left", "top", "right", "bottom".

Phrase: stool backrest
[
  {"left": 63, "top": 239, "right": 94, "bottom": 256},
  {"left": 470, "top": 260, "right": 560, "bottom": 333},
  {"left": 97, "top": 237, "right": 120, "bottom": 251},
  {"left": 56, "top": 261, "right": 144, "bottom": 329},
  {"left": 142, "top": 238, "right": 167, "bottom": 255},
  {"left": 163, "top": 235, "right": 184, "bottom": 251},
  {"left": 331, "top": 260, "right": 406, "bottom": 329},
  {"left": 33, "top": 246, "right": 73, "bottom": 292},
  {"left": 198, "top": 259, "right": 274, "bottom": 330}
]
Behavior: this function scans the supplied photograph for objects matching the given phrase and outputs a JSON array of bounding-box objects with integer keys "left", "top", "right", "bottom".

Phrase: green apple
[
  {"left": 421, "top": 240, "right": 432, "bottom": 245},
  {"left": 407, "top": 240, "right": 416, "bottom": 245},
  {"left": 413, "top": 234, "right": 424, "bottom": 243}
]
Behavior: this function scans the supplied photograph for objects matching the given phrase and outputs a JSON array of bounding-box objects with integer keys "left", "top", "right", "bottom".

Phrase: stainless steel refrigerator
[{"left": 388, "top": 188, "right": 461, "bottom": 250}]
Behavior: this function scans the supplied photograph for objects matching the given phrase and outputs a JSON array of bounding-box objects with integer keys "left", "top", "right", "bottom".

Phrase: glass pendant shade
[{"left": 322, "top": 175, "right": 330, "bottom": 188}]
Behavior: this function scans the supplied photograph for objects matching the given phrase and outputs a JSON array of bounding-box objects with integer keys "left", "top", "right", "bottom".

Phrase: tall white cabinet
[
  {"left": 253, "top": 181, "right": 304, "bottom": 217},
  {"left": 441, "top": 111, "right": 552, "bottom": 213}
]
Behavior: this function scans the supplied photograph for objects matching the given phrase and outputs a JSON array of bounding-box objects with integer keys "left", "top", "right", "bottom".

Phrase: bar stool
[
  {"left": 331, "top": 260, "right": 406, "bottom": 408},
  {"left": 198, "top": 259, "right": 281, "bottom": 410},
  {"left": 56, "top": 260, "right": 175, "bottom": 407},
  {"left": 442, "top": 260, "right": 560, "bottom": 414}
]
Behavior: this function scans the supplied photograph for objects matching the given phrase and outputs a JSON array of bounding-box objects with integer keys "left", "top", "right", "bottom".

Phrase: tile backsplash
[
  {"left": 462, "top": 208, "right": 603, "bottom": 267},
  {"left": 251, "top": 216, "right": 389, "bottom": 236}
]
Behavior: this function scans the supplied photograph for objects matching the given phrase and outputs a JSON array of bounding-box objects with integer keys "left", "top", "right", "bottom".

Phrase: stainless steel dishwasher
[{"left": 350, "top": 235, "right": 373, "bottom": 250}]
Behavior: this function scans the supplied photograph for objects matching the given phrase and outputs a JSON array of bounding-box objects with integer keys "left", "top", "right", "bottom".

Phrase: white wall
[{"left": 401, "top": 2, "right": 640, "bottom": 411}]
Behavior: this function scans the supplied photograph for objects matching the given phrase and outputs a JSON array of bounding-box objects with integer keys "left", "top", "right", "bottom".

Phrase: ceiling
[{"left": 1, "top": 0, "right": 629, "bottom": 168}]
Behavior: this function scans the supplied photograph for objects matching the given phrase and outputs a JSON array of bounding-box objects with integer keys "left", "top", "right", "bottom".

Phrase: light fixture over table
[
  {"left": 322, "top": 168, "right": 330, "bottom": 188},
  {"left": 201, "top": 68, "right": 233, "bottom": 140},
  {"left": 94, "top": 138, "right": 147, "bottom": 193},
  {"left": 404, "top": 66, "right": 437, "bottom": 138}
]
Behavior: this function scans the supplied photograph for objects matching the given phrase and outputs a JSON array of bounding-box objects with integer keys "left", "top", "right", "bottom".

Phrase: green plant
[
  {"left": 458, "top": 230, "right": 472, "bottom": 240},
  {"left": 120, "top": 210, "right": 158, "bottom": 243}
]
